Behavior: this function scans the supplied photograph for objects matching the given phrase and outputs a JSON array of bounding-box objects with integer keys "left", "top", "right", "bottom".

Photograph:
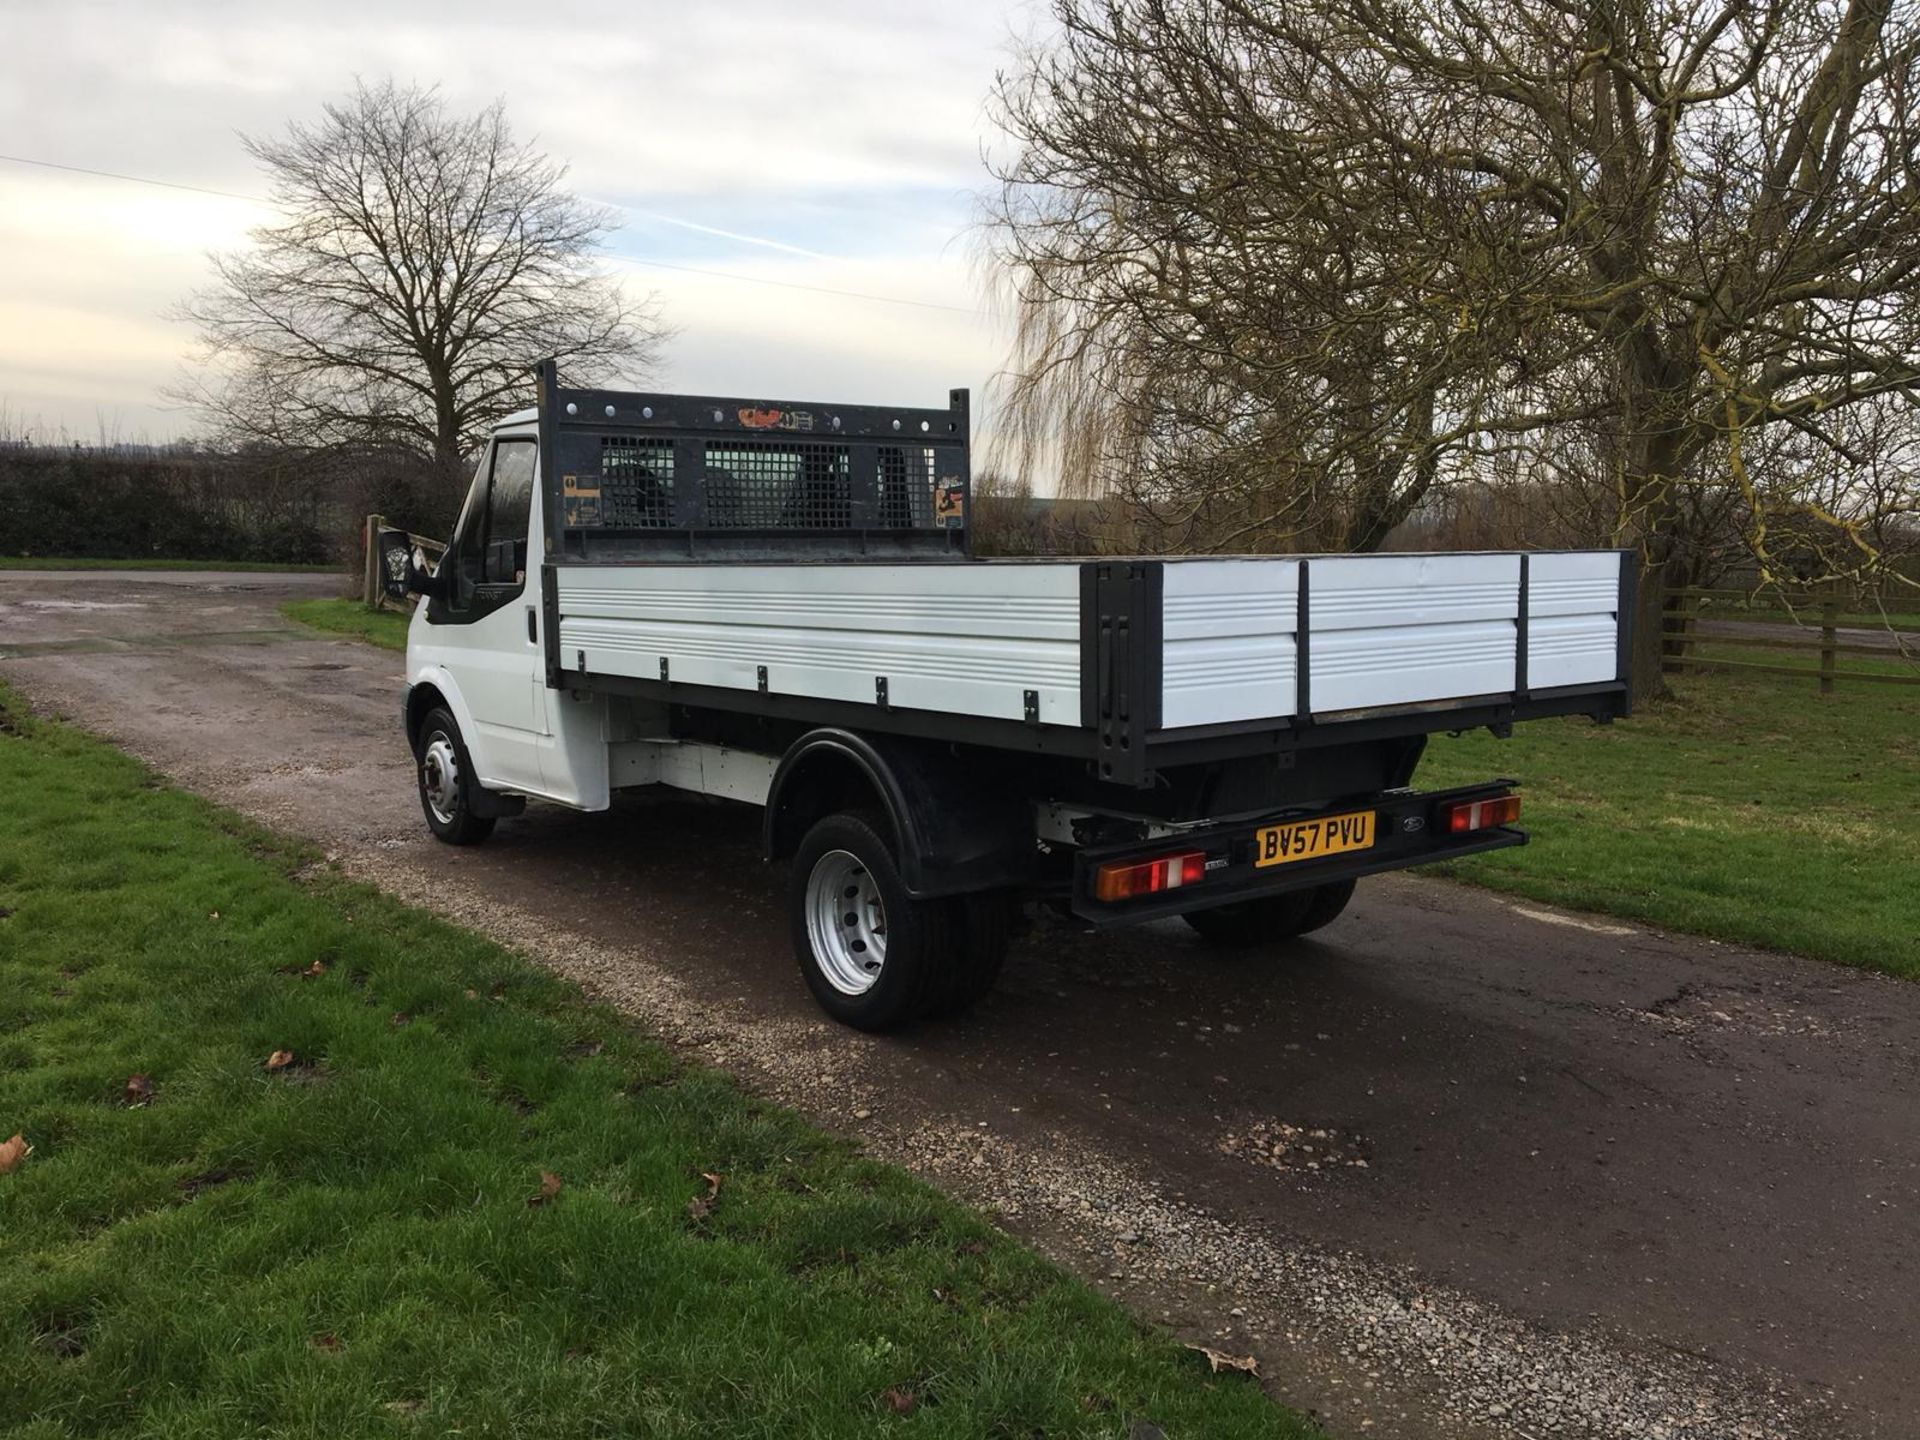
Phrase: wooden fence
[
  {"left": 359, "top": 514, "right": 447, "bottom": 611},
  {"left": 1662, "top": 586, "right": 1920, "bottom": 692}
]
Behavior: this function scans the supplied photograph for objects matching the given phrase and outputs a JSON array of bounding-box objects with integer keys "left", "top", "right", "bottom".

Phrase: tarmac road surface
[{"left": 4, "top": 568, "right": 1916, "bottom": 1440}]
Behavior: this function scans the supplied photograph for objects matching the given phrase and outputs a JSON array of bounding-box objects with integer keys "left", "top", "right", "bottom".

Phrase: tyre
[
  {"left": 1292, "top": 878, "right": 1357, "bottom": 935},
  {"left": 1181, "top": 878, "right": 1357, "bottom": 949},
  {"left": 414, "top": 706, "right": 497, "bottom": 846},
  {"left": 923, "top": 892, "right": 1015, "bottom": 1019},
  {"left": 789, "top": 811, "right": 960, "bottom": 1031}
]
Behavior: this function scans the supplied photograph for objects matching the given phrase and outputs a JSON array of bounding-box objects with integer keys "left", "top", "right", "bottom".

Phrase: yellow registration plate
[{"left": 1254, "top": 809, "right": 1376, "bottom": 868}]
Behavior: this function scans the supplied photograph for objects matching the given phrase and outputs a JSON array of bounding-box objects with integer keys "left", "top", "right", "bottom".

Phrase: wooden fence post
[
  {"left": 361, "top": 513, "right": 382, "bottom": 608},
  {"left": 1661, "top": 590, "right": 1697, "bottom": 673}
]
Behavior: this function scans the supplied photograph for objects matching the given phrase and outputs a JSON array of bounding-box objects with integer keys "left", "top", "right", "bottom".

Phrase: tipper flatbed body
[{"left": 384, "top": 362, "right": 1633, "bottom": 1028}]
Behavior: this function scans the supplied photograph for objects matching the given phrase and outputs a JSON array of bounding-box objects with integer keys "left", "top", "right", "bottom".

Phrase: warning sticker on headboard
[{"left": 561, "top": 473, "right": 602, "bottom": 527}]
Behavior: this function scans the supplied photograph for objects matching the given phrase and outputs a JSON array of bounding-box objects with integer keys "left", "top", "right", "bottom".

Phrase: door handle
[{"left": 526, "top": 606, "right": 538, "bottom": 645}]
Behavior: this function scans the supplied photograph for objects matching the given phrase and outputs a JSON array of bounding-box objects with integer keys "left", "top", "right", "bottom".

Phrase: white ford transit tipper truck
[{"left": 381, "top": 361, "right": 1633, "bottom": 1030}]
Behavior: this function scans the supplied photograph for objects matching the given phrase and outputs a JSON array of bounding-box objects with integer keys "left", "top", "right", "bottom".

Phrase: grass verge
[
  {"left": 0, "top": 686, "right": 1302, "bottom": 1439},
  {"left": 0, "top": 558, "right": 339, "bottom": 573},
  {"left": 281, "top": 598, "right": 411, "bottom": 651},
  {"left": 1419, "top": 661, "right": 1920, "bottom": 977}
]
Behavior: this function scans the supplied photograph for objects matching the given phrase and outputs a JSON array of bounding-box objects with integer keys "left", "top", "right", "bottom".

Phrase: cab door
[{"left": 418, "top": 436, "right": 548, "bottom": 794}]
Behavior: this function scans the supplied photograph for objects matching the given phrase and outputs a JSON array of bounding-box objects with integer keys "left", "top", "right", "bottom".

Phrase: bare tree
[
  {"left": 179, "top": 80, "right": 665, "bottom": 510},
  {"left": 986, "top": 0, "right": 1920, "bottom": 697}
]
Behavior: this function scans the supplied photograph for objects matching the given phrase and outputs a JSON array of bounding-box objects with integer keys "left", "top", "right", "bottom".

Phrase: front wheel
[
  {"left": 789, "top": 812, "right": 965, "bottom": 1031},
  {"left": 1182, "top": 879, "right": 1357, "bottom": 949},
  {"left": 415, "top": 707, "right": 496, "bottom": 846}
]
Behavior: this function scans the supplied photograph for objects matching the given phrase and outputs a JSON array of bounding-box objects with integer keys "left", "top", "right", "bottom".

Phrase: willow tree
[
  {"left": 986, "top": 0, "right": 1920, "bottom": 695},
  {"left": 180, "top": 80, "right": 664, "bottom": 511}
]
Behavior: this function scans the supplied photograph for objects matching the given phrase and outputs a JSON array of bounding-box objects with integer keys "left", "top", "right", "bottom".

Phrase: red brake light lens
[
  {"left": 1446, "top": 793, "right": 1521, "bottom": 834},
  {"left": 1093, "top": 850, "right": 1208, "bottom": 903}
]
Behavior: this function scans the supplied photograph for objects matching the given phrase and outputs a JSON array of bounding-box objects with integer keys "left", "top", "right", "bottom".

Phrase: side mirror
[{"left": 377, "top": 527, "right": 441, "bottom": 602}]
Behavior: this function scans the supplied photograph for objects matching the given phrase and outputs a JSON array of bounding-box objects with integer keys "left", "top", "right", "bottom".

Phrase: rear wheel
[
  {"left": 415, "top": 707, "right": 496, "bottom": 846},
  {"left": 1182, "top": 879, "right": 1357, "bottom": 949},
  {"left": 924, "top": 892, "right": 1015, "bottom": 1019},
  {"left": 790, "top": 812, "right": 960, "bottom": 1031}
]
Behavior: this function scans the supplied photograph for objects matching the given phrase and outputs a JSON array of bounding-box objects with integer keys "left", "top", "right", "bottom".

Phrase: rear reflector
[
  {"left": 1094, "top": 850, "right": 1208, "bottom": 903},
  {"left": 1446, "top": 793, "right": 1521, "bottom": 834}
]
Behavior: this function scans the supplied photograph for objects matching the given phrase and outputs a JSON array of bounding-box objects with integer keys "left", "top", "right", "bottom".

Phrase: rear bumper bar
[{"left": 1068, "top": 780, "right": 1524, "bottom": 927}]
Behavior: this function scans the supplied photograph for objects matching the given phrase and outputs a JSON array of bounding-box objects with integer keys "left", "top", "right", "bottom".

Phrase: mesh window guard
[
  {"left": 703, "top": 442, "right": 852, "bottom": 528},
  {"left": 876, "top": 446, "right": 939, "bottom": 529},
  {"left": 598, "top": 436, "right": 676, "bottom": 527}
]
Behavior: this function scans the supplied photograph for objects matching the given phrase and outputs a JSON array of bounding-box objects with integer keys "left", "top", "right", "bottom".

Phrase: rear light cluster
[
  {"left": 1446, "top": 793, "right": 1521, "bottom": 834},
  {"left": 1093, "top": 850, "right": 1207, "bottom": 902}
]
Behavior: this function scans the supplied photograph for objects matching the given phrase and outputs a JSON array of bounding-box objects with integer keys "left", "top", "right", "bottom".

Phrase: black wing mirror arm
[{"left": 407, "top": 548, "right": 450, "bottom": 600}]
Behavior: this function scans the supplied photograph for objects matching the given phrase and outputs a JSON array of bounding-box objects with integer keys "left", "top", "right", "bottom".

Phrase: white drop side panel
[
  {"left": 1528, "top": 551, "right": 1623, "bottom": 689},
  {"left": 555, "top": 563, "right": 1082, "bottom": 724},
  {"left": 1160, "top": 560, "right": 1300, "bottom": 728},
  {"left": 1308, "top": 553, "right": 1522, "bottom": 713}
]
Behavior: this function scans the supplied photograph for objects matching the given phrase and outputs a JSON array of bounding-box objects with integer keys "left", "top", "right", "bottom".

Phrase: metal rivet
[
  {"left": 713, "top": 408, "right": 724, "bottom": 422},
  {"left": 565, "top": 402, "right": 578, "bottom": 416},
  {"left": 920, "top": 420, "right": 930, "bottom": 432},
  {"left": 604, "top": 404, "right": 616, "bottom": 418},
  {"left": 891, "top": 419, "right": 901, "bottom": 431},
  {"left": 642, "top": 405, "right": 653, "bottom": 419},
  {"left": 831, "top": 415, "right": 841, "bottom": 429}
]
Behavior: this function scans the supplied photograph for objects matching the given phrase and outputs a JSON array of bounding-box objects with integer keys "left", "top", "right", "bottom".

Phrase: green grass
[
  {"left": 1419, "top": 662, "right": 1920, "bottom": 977},
  {"left": 0, "top": 557, "right": 339, "bottom": 573},
  {"left": 0, "top": 688, "right": 1303, "bottom": 1440},
  {"left": 281, "top": 598, "right": 411, "bottom": 652}
]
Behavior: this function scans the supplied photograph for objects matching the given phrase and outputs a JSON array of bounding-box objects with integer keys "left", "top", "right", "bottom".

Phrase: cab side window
[
  {"left": 482, "top": 441, "right": 536, "bottom": 584},
  {"left": 434, "top": 439, "right": 537, "bottom": 623}
]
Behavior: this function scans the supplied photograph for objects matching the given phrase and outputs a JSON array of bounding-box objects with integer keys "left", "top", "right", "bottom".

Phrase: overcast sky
[{"left": 0, "top": 0, "right": 1041, "bottom": 446}]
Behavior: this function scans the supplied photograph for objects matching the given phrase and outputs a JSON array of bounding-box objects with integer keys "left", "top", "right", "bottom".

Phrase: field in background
[
  {"left": 1665, "top": 587, "right": 1920, "bottom": 693},
  {"left": 282, "top": 598, "right": 410, "bottom": 651},
  {"left": 1422, "top": 663, "right": 1920, "bottom": 978},
  {"left": 0, "top": 687, "right": 1297, "bottom": 1438}
]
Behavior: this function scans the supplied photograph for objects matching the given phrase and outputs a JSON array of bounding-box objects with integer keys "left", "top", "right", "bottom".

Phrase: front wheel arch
[{"left": 405, "top": 681, "right": 452, "bottom": 756}]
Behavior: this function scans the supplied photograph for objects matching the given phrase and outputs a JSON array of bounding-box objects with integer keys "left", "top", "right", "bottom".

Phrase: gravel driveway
[{"left": 4, "top": 568, "right": 1915, "bottom": 1440}]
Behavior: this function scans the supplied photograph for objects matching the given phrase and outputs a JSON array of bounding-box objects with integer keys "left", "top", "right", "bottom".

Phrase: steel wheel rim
[
  {"left": 806, "top": 849, "right": 887, "bottom": 996},
  {"left": 421, "top": 733, "right": 461, "bottom": 825}
]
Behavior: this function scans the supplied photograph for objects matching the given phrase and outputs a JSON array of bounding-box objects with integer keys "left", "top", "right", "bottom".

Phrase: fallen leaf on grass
[
  {"left": 527, "top": 1170, "right": 563, "bottom": 1208},
  {"left": 1185, "top": 1343, "right": 1260, "bottom": 1377},
  {"left": 122, "top": 1074, "right": 154, "bottom": 1107},
  {"left": 881, "top": 1387, "right": 917, "bottom": 1416},
  {"left": 207, "top": 910, "right": 221, "bottom": 921},
  {"left": 382, "top": 1399, "right": 423, "bottom": 1416},
  {"left": 390, "top": 1012, "right": 412, "bottom": 1028},
  {"left": 311, "top": 1333, "right": 340, "bottom": 1352},
  {"left": 266, "top": 1050, "right": 296, "bottom": 1072},
  {"left": 0, "top": 1133, "right": 30, "bottom": 1174},
  {"left": 685, "top": 1171, "right": 724, "bottom": 1221},
  {"left": 299, "top": 960, "right": 327, "bottom": 980}
]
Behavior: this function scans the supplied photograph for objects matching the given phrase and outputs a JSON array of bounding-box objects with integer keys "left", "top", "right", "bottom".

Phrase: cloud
[{"left": 0, "top": 0, "right": 1039, "bottom": 452}]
